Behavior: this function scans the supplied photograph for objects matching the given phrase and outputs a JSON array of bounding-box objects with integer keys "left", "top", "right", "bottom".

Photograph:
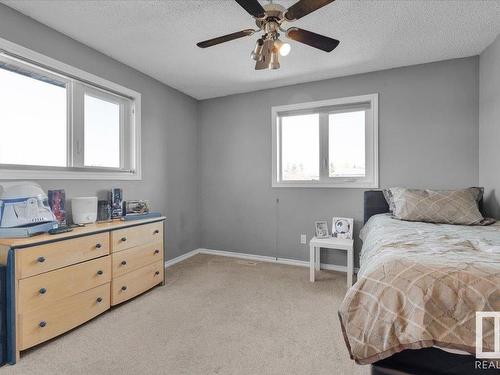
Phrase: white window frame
[
  {"left": 271, "top": 94, "right": 378, "bottom": 188},
  {"left": 0, "top": 37, "right": 141, "bottom": 180}
]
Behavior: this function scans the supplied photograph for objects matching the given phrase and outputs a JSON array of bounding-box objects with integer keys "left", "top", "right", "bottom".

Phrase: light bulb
[
  {"left": 279, "top": 42, "right": 291, "bottom": 56},
  {"left": 274, "top": 39, "right": 291, "bottom": 57}
]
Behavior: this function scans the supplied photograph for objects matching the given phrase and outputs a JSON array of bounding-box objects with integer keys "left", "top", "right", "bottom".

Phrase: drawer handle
[
  {"left": 155, "top": 271, "right": 160, "bottom": 276},
  {"left": 153, "top": 230, "right": 160, "bottom": 234},
  {"left": 96, "top": 297, "right": 103, "bottom": 303},
  {"left": 121, "top": 260, "right": 127, "bottom": 266},
  {"left": 37, "top": 256, "right": 46, "bottom": 263},
  {"left": 39, "top": 287, "right": 47, "bottom": 295},
  {"left": 154, "top": 249, "right": 160, "bottom": 255},
  {"left": 39, "top": 321, "right": 47, "bottom": 328},
  {"left": 97, "top": 270, "right": 104, "bottom": 275},
  {"left": 95, "top": 243, "right": 102, "bottom": 249},
  {"left": 121, "top": 237, "right": 127, "bottom": 242},
  {"left": 121, "top": 286, "right": 127, "bottom": 291}
]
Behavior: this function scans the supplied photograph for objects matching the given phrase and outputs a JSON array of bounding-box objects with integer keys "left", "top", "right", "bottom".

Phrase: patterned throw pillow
[
  {"left": 382, "top": 188, "right": 396, "bottom": 213},
  {"left": 384, "top": 187, "right": 486, "bottom": 225}
]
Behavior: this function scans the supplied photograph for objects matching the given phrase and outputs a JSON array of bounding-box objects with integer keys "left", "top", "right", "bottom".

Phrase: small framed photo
[
  {"left": 332, "top": 217, "right": 354, "bottom": 239},
  {"left": 124, "top": 200, "right": 150, "bottom": 216},
  {"left": 48, "top": 189, "right": 66, "bottom": 226},
  {"left": 314, "top": 221, "right": 329, "bottom": 238}
]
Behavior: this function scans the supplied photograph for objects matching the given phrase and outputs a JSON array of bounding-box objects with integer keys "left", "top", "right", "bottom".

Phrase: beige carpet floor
[{"left": 4, "top": 254, "right": 369, "bottom": 375}]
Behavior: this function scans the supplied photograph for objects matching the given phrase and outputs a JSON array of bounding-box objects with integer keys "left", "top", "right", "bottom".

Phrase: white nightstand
[{"left": 309, "top": 236, "right": 354, "bottom": 287}]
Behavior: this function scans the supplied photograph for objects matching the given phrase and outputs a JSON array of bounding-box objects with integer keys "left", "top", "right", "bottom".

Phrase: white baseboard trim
[
  {"left": 164, "top": 249, "right": 199, "bottom": 268},
  {"left": 165, "top": 248, "right": 359, "bottom": 273},
  {"left": 198, "top": 248, "right": 279, "bottom": 263}
]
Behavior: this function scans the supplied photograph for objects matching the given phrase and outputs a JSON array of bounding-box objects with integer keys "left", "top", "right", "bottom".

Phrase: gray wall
[
  {"left": 199, "top": 57, "right": 479, "bottom": 266},
  {"left": 479, "top": 34, "right": 500, "bottom": 218},
  {"left": 0, "top": 3, "right": 486, "bottom": 268},
  {"left": 0, "top": 4, "right": 200, "bottom": 260}
]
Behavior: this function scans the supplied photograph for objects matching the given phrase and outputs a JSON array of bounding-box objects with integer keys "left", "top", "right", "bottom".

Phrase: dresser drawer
[
  {"left": 20, "top": 283, "right": 110, "bottom": 350},
  {"left": 18, "top": 233, "right": 110, "bottom": 279},
  {"left": 111, "top": 222, "right": 163, "bottom": 253},
  {"left": 112, "top": 242, "right": 163, "bottom": 278},
  {"left": 19, "top": 256, "right": 111, "bottom": 313},
  {"left": 111, "top": 261, "right": 163, "bottom": 305}
]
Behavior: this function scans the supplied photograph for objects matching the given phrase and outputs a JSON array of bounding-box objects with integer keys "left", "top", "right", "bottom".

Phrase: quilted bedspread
[{"left": 338, "top": 214, "right": 500, "bottom": 365}]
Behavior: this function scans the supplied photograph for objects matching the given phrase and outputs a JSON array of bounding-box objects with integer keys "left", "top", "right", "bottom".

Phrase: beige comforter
[{"left": 338, "top": 214, "right": 500, "bottom": 365}]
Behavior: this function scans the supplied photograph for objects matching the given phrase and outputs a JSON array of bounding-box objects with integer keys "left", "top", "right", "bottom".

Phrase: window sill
[
  {"left": 0, "top": 168, "right": 142, "bottom": 181},
  {"left": 272, "top": 181, "right": 378, "bottom": 188}
]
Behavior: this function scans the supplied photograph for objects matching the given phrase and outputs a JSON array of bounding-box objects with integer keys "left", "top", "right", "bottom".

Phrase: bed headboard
[
  {"left": 363, "top": 189, "right": 485, "bottom": 224},
  {"left": 364, "top": 191, "right": 389, "bottom": 223}
]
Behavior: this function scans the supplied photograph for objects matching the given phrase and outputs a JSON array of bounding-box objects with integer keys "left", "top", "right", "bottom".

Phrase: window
[
  {"left": 0, "top": 64, "right": 68, "bottom": 167},
  {"left": 281, "top": 114, "right": 319, "bottom": 181},
  {"left": 84, "top": 93, "right": 121, "bottom": 168},
  {"left": 272, "top": 94, "right": 378, "bottom": 188},
  {"left": 0, "top": 39, "right": 141, "bottom": 180},
  {"left": 329, "top": 110, "right": 365, "bottom": 178}
]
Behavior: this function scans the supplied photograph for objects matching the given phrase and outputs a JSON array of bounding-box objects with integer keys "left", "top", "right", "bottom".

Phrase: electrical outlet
[{"left": 300, "top": 234, "right": 307, "bottom": 244}]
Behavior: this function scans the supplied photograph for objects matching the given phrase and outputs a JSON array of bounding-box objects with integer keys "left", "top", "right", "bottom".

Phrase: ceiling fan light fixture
[
  {"left": 269, "top": 47, "right": 280, "bottom": 70},
  {"left": 250, "top": 38, "right": 264, "bottom": 61}
]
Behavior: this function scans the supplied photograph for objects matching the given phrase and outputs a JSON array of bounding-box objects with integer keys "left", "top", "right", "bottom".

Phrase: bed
[{"left": 338, "top": 191, "right": 500, "bottom": 375}]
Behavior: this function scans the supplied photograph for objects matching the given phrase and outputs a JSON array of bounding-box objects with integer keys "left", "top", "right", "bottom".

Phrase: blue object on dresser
[
  {"left": 0, "top": 221, "right": 58, "bottom": 238},
  {"left": 0, "top": 264, "right": 6, "bottom": 366},
  {"left": 121, "top": 212, "right": 162, "bottom": 221},
  {"left": 6, "top": 249, "right": 15, "bottom": 365}
]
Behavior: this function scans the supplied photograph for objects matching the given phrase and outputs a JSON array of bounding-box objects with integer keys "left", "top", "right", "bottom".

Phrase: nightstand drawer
[
  {"left": 18, "top": 233, "right": 110, "bottom": 279},
  {"left": 111, "top": 222, "right": 163, "bottom": 253},
  {"left": 20, "top": 283, "right": 110, "bottom": 350},
  {"left": 19, "top": 256, "right": 111, "bottom": 313},
  {"left": 112, "top": 242, "right": 163, "bottom": 277},
  {"left": 111, "top": 261, "right": 163, "bottom": 305}
]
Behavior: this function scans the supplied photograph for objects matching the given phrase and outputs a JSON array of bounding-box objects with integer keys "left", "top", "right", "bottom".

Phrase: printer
[{"left": 0, "top": 182, "right": 56, "bottom": 228}]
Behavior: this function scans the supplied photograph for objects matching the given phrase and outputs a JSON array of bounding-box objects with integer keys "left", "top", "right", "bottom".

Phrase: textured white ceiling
[{"left": 2, "top": 0, "right": 500, "bottom": 100}]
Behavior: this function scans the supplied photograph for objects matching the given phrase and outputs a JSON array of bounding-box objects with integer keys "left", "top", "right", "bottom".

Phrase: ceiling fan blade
[
  {"left": 285, "top": 0, "right": 335, "bottom": 21},
  {"left": 197, "top": 29, "right": 255, "bottom": 48},
  {"left": 234, "top": 0, "right": 266, "bottom": 19},
  {"left": 286, "top": 28, "right": 339, "bottom": 52}
]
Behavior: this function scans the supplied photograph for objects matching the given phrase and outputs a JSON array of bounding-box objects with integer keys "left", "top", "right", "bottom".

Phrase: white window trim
[
  {"left": 0, "top": 37, "right": 142, "bottom": 180},
  {"left": 271, "top": 94, "right": 379, "bottom": 188}
]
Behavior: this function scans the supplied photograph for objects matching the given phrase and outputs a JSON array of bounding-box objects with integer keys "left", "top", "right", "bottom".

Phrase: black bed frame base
[{"left": 371, "top": 348, "right": 499, "bottom": 375}]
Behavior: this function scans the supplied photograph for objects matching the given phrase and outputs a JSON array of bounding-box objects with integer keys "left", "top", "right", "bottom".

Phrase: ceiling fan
[{"left": 196, "top": 0, "right": 339, "bottom": 70}]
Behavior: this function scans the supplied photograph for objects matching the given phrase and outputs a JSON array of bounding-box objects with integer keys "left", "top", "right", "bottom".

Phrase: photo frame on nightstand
[
  {"left": 314, "top": 220, "right": 329, "bottom": 238},
  {"left": 332, "top": 217, "right": 354, "bottom": 239}
]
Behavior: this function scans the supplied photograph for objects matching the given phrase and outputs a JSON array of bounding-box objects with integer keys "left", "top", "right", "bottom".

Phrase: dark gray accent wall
[
  {"left": 0, "top": 4, "right": 200, "bottom": 260},
  {"left": 199, "top": 57, "right": 479, "bottom": 267},
  {"left": 479, "top": 34, "right": 500, "bottom": 218}
]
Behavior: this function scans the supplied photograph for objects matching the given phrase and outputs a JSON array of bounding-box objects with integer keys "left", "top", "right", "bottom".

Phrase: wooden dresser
[{"left": 0, "top": 217, "right": 166, "bottom": 364}]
